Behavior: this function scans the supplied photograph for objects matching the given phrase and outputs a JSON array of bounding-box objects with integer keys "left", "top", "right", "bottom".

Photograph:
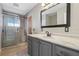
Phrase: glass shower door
[{"left": 2, "top": 14, "right": 20, "bottom": 47}]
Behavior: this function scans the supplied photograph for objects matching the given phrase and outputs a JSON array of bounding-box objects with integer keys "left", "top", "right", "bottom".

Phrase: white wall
[
  {"left": 27, "top": 3, "right": 79, "bottom": 35},
  {"left": 27, "top": 4, "right": 41, "bottom": 33},
  {"left": 0, "top": 5, "right": 3, "bottom": 50}
]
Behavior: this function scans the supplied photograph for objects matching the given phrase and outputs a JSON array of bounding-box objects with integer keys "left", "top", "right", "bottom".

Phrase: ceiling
[{"left": 1, "top": 3, "right": 38, "bottom": 15}]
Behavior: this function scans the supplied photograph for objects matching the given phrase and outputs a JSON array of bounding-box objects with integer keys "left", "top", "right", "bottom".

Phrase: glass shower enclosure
[{"left": 2, "top": 14, "right": 20, "bottom": 48}]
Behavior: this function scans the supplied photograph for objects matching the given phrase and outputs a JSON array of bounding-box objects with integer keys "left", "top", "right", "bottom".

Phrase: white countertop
[{"left": 27, "top": 34, "right": 79, "bottom": 51}]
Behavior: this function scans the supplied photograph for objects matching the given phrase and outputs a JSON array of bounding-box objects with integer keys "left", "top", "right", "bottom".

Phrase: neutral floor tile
[{"left": 1, "top": 42, "right": 28, "bottom": 56}]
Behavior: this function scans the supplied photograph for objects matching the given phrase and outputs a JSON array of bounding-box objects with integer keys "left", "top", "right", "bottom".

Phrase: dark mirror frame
[{"left": 40, "top": 3, "right": 71, "bottom": 32}]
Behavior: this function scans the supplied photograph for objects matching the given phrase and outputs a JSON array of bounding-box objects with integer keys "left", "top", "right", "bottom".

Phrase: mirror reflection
[{"left": 42, "top": 3, "right": 67, "bottom": 26}]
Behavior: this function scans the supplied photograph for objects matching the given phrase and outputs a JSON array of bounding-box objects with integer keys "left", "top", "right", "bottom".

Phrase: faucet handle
[{"left": 45, "top": 31, "right": 51, "bottom": 37}]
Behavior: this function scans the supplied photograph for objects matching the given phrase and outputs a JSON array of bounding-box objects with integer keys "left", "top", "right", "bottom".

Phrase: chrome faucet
[{"left": 45, "top": 31, "right": 51, "bottom": 37}]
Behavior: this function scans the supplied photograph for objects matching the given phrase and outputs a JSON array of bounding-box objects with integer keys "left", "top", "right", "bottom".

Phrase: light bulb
[{"left": 41, "top": 3, "right": 45, "bottom": 7}]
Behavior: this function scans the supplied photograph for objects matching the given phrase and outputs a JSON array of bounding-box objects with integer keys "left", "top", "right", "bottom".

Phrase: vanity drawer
[
  {"left": 40, "top": 41, "right": 51, "bottom": 45},
  {"left": 54, "top": 45, "right": 79, "bottom": 56}
]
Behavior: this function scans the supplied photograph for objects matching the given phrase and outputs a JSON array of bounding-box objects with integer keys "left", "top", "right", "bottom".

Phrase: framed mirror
[{"left": 41, "top": 3, "right": 70, "bottom": 29}]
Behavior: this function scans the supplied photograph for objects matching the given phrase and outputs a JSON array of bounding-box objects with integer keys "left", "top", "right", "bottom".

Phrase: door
[
  {"left": 32, "top": 38, "right": 39, "bottom": 56},
  {"left": 39, "top": 41, "right": 52, "bottom": 56},
  {"left": 28, "top": 36, "right": 32, "bottom": 56},
  {"left": 27, "top": 16, "right": 32, "bottom": 34},
  {"left": 2, "top": 14, "right": 20, "bottom": 48}
]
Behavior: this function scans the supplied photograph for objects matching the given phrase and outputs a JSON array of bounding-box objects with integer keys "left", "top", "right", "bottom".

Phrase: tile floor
[{"left": 0, "top": 42, "right": 28, "bottom": 56}]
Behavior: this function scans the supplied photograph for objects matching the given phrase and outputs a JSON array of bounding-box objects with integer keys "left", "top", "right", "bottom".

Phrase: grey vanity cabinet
[
  {"left": 31, "top": 38, "right": 40, "bottom": 56},
  {"left": 28, "top": 36, "right": 32, "bottom": 56},
  {"left": 39, "top": 41, "right": 52, "bottom": 56},
  {"left": 54, "top": 45, "right": 79, "bottom": 56},
  {"left": 28, "top": 36, "right": 79, "bottom": 56}
]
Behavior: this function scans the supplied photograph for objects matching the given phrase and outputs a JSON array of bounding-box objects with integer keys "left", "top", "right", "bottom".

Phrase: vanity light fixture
[
  {"left": 41, "top": 3, "right": 46, "bottom": 7},
  {"left": 13, "top": 3, "right": 19, "bottom": 7},
  {"left": 41, "top": 3, "right": 50, "bottom": 7},
  {"left": 41, "top": 3, "right": 50, "bottom": 11},
  {"left": 41, "top": 3, "right": 58, "bottom": 11}
]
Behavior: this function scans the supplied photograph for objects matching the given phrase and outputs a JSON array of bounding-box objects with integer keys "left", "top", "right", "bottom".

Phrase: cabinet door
[
  {"left": 28, "top": 36, "right": 32, "bottom": 56},
  {"left": 32, "top": 38, "right": 39, "bottom": 56},
  {"left": 40, "top": 41, "right": 52, "bottom": 56},
  {"left": 54, "top": 45, "right": 79, "bottom": 56}
]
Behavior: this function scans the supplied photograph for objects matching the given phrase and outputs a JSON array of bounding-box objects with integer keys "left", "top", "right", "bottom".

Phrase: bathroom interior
[{"left": 0, "top": 3, "right": 79, "bottom": 56}]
